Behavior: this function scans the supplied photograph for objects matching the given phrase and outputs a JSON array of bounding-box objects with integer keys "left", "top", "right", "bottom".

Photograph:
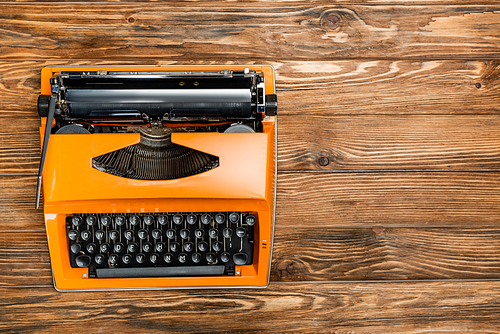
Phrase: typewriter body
[{"left": 37, "top": 65, "right": 277, "bottom": 291}]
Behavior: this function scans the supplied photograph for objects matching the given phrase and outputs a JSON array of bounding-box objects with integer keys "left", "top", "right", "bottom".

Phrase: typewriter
[{"left": 36, "top": 65, "right": 277, "bottom": 291}]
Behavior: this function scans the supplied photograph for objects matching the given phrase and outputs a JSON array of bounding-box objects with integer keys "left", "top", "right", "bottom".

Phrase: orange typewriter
[{"left": 36, "top": 65, "right": 277, "bottom": 291}]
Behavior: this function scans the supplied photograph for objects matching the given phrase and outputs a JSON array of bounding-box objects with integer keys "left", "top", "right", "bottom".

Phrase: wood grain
[
  {"left": 2, "top": 282, "right": 500, "bottom": 333},
  {"left": 1, "top": 5, "right": 500, "bottom": 60}
]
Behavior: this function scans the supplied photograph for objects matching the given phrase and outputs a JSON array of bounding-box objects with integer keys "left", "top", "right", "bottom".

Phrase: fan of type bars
[{"left": 92, "top": 127, "right": 219, "bottom": 180}]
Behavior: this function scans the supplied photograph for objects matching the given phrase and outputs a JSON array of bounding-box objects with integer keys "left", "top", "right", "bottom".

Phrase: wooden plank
[
  {"left": 2, "top": 0, "right": 496, "bottom": 4},
  {"left": 2, "top": 282, "right": 500, "bottom": 333},
  {"left": 4, "top": 227, "right": 500, "bottom": 286},
  {"left": 0, "top": 176, "right": 42, "bottom": 230},
  {"left": 1, "top": 5, "right": 500, "bottom": 60}
]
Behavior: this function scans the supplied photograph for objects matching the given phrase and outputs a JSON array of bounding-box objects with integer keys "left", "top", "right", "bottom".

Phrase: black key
[
  {"left": 223, "top": 228, "right": 232, "bottom": 238},
  {"left": 229, "top": 212, "right": 239, "bottom": 223},
  {"left": 206, "top": 252, "right": 216, "bottom": 263},
  {"left": 166, "top": 229, "right": 175, "bottom": 240},
  {"left": 170, "top": 242, "right": 180, "bottom": 253},
  {"left": 208, "top": 228, "right": 218, "bottom": 239},
  {"left": 109, "top": 254, "right": 119, "bottom": 265},
  {"left": 215, "top": 213, "right": 225, "bottom": 224},
  {"left": 81, "top": 230, "right": 91, "bottom": 241},
  {"left": 128, "top": 242, "right": 138, "bottom": 253},
  {"left": 136, "top": 253, "right": 145, "bottom": 264},
  {"left": 198, "top": 241, "right": 208, "bottom": 252},
  {"left": 144, "top": 215, "right": 154, "bottom": 226},
  {"left": 114, "top": 243, "right": 124, "bottom": 253},
  {"left": 194, "top": 229, "right": 204, "bottom": 239},
  {"left": 124, "top": 230, "right": 134, "bottom": 241},
  {"left": 100, "top": 216, "right": 112, "bottom": 227},
  {"left": 180, "top": 229, "right": 189, "bottom": 240},
  {"left": 86, "top": 243, "right": 97, "bottom": 254},
  {"left": 115, "top": 215, "right": 126, "bottom": 226},
  {"left": 201, "top": 214, "right": 211, "bottom": 225},
  {"left": 75, "top": 255, "right": 91, "bottom": 268},
  {"left": 138, "top": 229, "right": 148, "bottom": 240},
  {"left": 164, "top": 253, "right": 173, "bottom": 263},
  {"left": 152, "top": 229, "right": 161, "bottom": 240},
  {"left": 186, "top": 214, "right": 197, "bottom": 225},
  {"left": 220, "top": 252, "right": 230, "bottom": 263},
  {"left": 86, "top": 216, "right": 97, "bottom": 226},
  {"left": 68, "top": 230, "right": 78, "bottom": 241},
  {"left": 233, "top": 252, "right": 248, "bottom": 265},
  {"left": 129, "top": 215, "right": 140, "bottom": 226},
  {"left": 70, "top": 243, "right": 81, "bottom": 254},
  {"left": 158, "top": 215, "right": 168, "bottom": 225},
  {"left": 100, "top": 243, "right": 110, "bottom": 253},
  {"left": 95, "top": 230, "right": 105, "bottom": 241},
  {"left": 192, "top": 253, "right": 201, "bottom": 263},
  {"left": 71, "top": 216, "right": 82, "bottom": 227},
  {"left": 245, "top": 214, "right": 256, "bottom": 226},
  {"left": 150, "top": 253, "right": 159, "bottom": 264},
  {"left": 178, "top": 253, "right": 187, "bottom": 264},
  {"left": 109, "top": 230, "right": 119, "bottom": 241},
  {"left": 184, "top": 242, "right": 194, "bottom": 252},
  {"left": 173, "top": 214, "right": 183, "bottom": 225},
  {"left": 236, "top": 227, "right": 246, "bottom": 238},
  {"left": 143, "top": 242, "right": 153, "bottom": 253},
  {"left": 155, "top": 242, "right": 166, "bottom": 252},
  {"left": 95, "top": 254, "right": 105, "bottom": 265},
  {"left": 212, "top": 241, "right": 222, "bottom": 252},
  {"left": 122, "top": 254, "right": 132, "bottom": 265}
]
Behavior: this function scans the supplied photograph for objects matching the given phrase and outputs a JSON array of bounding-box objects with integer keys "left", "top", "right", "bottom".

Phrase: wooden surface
[{"left": 2, "top": 1, "right": 500, "bottom": 333}]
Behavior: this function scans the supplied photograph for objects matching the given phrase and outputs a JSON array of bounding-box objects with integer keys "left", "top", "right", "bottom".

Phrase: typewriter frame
[{"left": 39, "top": 65, "right": 277, "bottom": 291}]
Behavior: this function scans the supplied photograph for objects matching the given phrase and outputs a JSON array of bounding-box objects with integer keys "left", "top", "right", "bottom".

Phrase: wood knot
[
  {"left": 277, "top": 260, "right": 296, "bottom": 278},
  {"left": 128, "top": 17, "right": 135, "bottom": 23},
  {"left": 475, "top": 82, "right": 482, "bottom": 89},
  {"left": 321, "top": 13, "right": 341, "bottom": 31},
  {"left": 318, "top": 156, "right": 330, "bottom": 166}
]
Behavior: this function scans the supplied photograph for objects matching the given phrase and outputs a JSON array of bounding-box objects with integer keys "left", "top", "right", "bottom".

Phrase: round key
[
  {"left": 71, "top": 216, "right": 82, "bottom": 227},
  {"left": 178, "top": 253, "right": 187, "bottom": 264},
  {"left": 215, "top": 213, "right": 225, "bottom": 225},
  {"left": 180, "top": 229, "right": 189, "bottom": 240},
  {"left": 115, "top": 215, "right": 126, "bottom": 226},
  {"left": 198, "top": 241, "right": 208, "bottom": 252},
  {"left": 95, "top": 230, "right": 105, "bottom": 241},
  {"left": 138, "top": 229, "right": 148, "bottom": 240},
  {"left": 75, "top": 255, "right": 91, "bottom": 268},
  {"left": 229, "top": 212, "right": 239, "bottom": 223},
  {"left": 70, "top": 243, "right": 81, "bottom": 254},
  {"left": 164, "top": 253, "right": 173, "bottom": 263},
  {"left": 128, "top": 242, "right": 138, "bottom": 253},
  {"left": 86, "top": 243, "right": 96, "bottom": 254},
  {"left": 100, "top": 243, "right": 110, "bottom": 253},
  {"left": 192, "top": 253, "right": 201, "bottom": 263},
  {"left": 208, "top": 228, "right": 218, "bottom": 239},
  {"left": 186, "top": 214, "right": 197, "bottom": 225},
  {"left": 155, "top": 242, "right": 166, "bottom": 252},
  {"left": 143, "top": 242, "right": 152, "bottom": 253},
  {"left": 81, "top": 230, "right": 91, "bottom": 241},
  {"left": 245, "top": 214, "right": 256, "bottom": 226},
  {"left": 136, "top": 253, "right": 145, "bottom": 264},
  {"left": 166, "top": 229, "right": 175, "bottom": 240},
  {"left": 206, "top": 252, "right": 216, "bottom": 263},
  {"left": 172, "top": 214, "right": 183, "bottom": 225},
  {"left": 100, "top": 216, "right": 112, "bottom": 227},
  {"left": 184, "top": 242, "right": 194, "bottom": 252},
  {"left": 124, "top": 230, "right": 134, "bottom": 241},
  {"left": 158, "top": 215, "right": 168, "bottom": 225},
  {"left": 233, "top": 252, "right": 248, "bottom": 265},
  {"left": 220, "top": 252, "right": 230, "bottom": 263},
  {"left": 152, "top": 229, "right": 161, "bottom": 240},
  {"left": 150, "top": 253, "right": 159, "bottom": 264},
  {"left": 236, "top": 227, "right": 246, "bottom": 238},
  {"left": 223, "top": 228, "right": 233, "bottom": 238},
  {"left": 109, "top": 254, "right": 119, "bottom": 265},
  {"left": 86, "top": 216, "right": 97, "bottom": 226},
  {"left": 212, "top": 241, "right": 222, "bottom": 252},
  {"left": 144, "top": 215, "right": 154, "bottom": 226},
  {"left": 95, "top": 254, "right": 105, "bottom": 265},
  {"left": 114, "top": 242, "right": 124, "bottom": 253},
  {"left": 122, "top": 254, "right": 132, "bottom": 265},
  {"left": 129, "top": 215, "right": 140, "bottom": 226},
  {"left": 170, "top": 242, "right": 180, "bottom": 253},
  {"left": 201, "top": 214, "right": 211, "bottom": 225},
  {"left": 194, "top": 229, "right": 204, "bottom": 239},
  {"left": 68, "top": 230, "right": 78, "bottom": 241},
  {"left": 109, "top": 230, "right": 119, "bottom": 241}
]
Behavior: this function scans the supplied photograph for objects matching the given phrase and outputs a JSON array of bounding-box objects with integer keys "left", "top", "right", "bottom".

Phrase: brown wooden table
[{"left": 1, "top": 2, "right": 500, "bottom": 332}]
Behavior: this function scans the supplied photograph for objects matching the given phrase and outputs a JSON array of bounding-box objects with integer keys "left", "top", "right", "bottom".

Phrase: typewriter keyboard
[{"left": 66, "top": 212, "right": 256, "bottom": 278}]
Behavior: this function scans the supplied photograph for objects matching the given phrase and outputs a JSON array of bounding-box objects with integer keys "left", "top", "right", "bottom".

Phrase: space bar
[{"left": 96, "top": 266, "right": 225, "bottom": 278}]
